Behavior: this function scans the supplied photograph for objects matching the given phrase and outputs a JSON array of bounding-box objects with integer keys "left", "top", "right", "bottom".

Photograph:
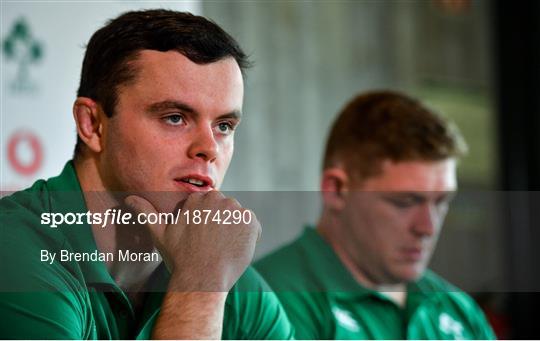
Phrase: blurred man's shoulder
[
  {"left": 222, "top": 266, "right": 295, "bottom": 340},
  {"left": 255, "top": 227, "right": 319, "bottom": 290},
  {"left": 418, "top": 270, "right": 485, "bottom": 310}
]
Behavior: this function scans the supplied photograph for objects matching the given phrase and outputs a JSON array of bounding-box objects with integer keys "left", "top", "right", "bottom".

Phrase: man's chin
[
  {"left": 393, "top": 265, "right": 425, "bottom": 283},
  {"left": 131, "top": 191, "right": 190, "bottom": 213}
]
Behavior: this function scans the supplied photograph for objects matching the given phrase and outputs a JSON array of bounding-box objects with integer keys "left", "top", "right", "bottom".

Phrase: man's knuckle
[
  {"left": 223, "top": 197, "right": 241, "bottom": 209},
  {"left": 187, "top": 191, "right": 204, "bottom": 201}
]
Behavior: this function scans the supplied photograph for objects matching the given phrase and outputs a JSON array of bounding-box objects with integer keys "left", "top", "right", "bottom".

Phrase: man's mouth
[
  {"left": 174, "top": 175, "right": 214, "bottom": 191},
  {"left": 401, "top": 247, "right": 424, "bottom": 262},
  {"left": 180, "top": 178, "right": 207, "bottom": 187}
]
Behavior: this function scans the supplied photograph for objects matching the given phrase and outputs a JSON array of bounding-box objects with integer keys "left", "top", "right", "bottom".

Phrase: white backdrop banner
[{"left": 1, "top": 1, "right": 200, "bottom": 191}]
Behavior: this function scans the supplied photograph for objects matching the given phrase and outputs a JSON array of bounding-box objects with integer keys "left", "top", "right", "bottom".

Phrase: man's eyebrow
[
  {"left": 146, "top": 100, "right": 242, "bottom": 119},
  {"left": 217, "top": 111, "right": 242, "bottom": 120},
  {"left": 146, "top": 100, "right": 197, "bottom": 114}
]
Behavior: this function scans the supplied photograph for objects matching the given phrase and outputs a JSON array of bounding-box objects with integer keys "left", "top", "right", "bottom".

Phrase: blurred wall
[
  {"left": 204, "top": 1, "right": 503, "bottom": 293},
  {"left": 208, "top": 1, "right": 496, "bottom": 192}
]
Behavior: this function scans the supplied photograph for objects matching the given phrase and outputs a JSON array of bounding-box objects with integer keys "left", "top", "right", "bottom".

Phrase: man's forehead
[
  {"left": 120, "top": 50, "right": 244, "bottom": 114},
  {"left": 133, "top": 50, "right": 243, "bottom": 79},
  {"left": 358, "top": 158, "right": 457, "bottom": 192}
]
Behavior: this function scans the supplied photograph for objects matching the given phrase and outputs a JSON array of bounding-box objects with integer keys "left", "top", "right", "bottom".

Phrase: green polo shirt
[
  {"left": 255, "top": 227, "right": 495, "bottom": 340},
  {"left": 0, "top": 162, "right": 294, "bottom": 339}
]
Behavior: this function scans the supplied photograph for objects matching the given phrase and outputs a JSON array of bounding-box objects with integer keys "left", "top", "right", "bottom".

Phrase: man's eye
[
  {"left": 390, "top": 199, "right": 415, "bottom": 209},
  {"left": 164, "top": 114, "right": 184, "bottom": 126},
  {"left": 385, "top": 197, "right": 417, "bottom": 209},
  {"left": 217, "top": 122, "right": 234, "bottom": 134}
]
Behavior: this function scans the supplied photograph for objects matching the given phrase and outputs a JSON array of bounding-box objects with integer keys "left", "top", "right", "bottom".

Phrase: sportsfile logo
[{"left": 40, "top": 208, "right": 253, "bottom": 228}]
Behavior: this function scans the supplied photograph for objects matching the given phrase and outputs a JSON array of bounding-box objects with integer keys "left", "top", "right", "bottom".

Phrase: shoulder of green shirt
[
  {"left": 416, "top": 270, "right": 497, "bottom": 339},
  {"left": 254, "top": 230, "right": 340, "bottom": 339},
  {"left": 1, "top": 177, "right": 92, "bottom": 339},
  {"left": 255, "top": 229, "right": 496, "bottom": 340},
  {"left": 1, "top": 164, "right": 295, "bottom": 340},
  {"left": 418, "top": 270, "right": 488, "bottom": 314},
  {"left": 223, "top": 266, "right": 295, "bottom": 339},
  {"left": 255, "top": 228, "right": 316, "bottom": 291}
]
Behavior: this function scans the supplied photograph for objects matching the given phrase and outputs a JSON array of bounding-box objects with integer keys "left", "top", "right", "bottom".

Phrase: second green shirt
[{"left": 255, "top": 227, "right": 496, "bottom": 340}]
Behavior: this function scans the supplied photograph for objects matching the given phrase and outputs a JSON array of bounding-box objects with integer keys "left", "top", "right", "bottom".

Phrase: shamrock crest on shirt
[
  {"left": 439, "top": 312, "right": 465, "bottom": 339},
  {"left": 332, "top": 306, "right": 360, "bottom": 332}
]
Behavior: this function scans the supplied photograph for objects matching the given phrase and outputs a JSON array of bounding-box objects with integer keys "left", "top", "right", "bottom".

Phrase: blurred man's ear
[
  {"left": 321, "top": 167, "right": 349, "bottom": 211},
  {"left": 73, "top": 97, "right": 104, "bottom": 154}
]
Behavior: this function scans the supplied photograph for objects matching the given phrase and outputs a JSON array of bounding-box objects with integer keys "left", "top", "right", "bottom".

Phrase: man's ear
[
  {"left": 321, "top": 167, "right": 350, "bottom": 211},
  {"left": 73, "top": 97, "right": 104, "bottom": 153}
]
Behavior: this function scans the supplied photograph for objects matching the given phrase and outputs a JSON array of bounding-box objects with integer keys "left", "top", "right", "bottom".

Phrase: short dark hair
[
  {"left": 74, "top": 9, "right": 250, "bottom": 157},
  {"left": 323, "top": 90, "right": 467, "bottom": 181}
]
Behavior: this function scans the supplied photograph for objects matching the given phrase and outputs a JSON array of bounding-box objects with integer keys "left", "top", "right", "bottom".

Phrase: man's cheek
[
  {"left": 220, "top": 142, "right": 234, "bottom": 168},
  {"left": 112, "top": 131, "right": 143, "bottom": 160}
]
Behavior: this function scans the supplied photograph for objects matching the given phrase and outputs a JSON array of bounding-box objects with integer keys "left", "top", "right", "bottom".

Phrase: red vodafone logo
[{"left": 7, "top": 130, "right": 43, "bottom": 176}]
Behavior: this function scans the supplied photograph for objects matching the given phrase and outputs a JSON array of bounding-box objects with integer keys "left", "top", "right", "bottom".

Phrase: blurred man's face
[
  {"left": 98, "top": 50, "right": 243, "bottom": 211},
  {"left": 340, "top": 159, "right": 457, "bottom": 285}
]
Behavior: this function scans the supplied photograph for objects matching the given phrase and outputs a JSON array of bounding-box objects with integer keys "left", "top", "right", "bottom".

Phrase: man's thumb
[{"left": 124, "top": 195, "right": 165, "bottom": 241}]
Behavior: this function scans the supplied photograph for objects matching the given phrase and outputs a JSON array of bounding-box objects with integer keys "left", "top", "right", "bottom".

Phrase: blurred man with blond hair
[{"left": 256, "top": 90, "right": 495, "bottom": 339}]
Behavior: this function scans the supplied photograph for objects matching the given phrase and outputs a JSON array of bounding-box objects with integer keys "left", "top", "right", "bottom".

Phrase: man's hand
[
  {"left": 125, "top": 191, "right": 261, "bottom": 339},
  {"left": 125, "top": 190, "right": 261, "bottom": 292}
]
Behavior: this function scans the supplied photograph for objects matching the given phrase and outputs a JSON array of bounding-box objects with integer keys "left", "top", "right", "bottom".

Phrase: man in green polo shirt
[
  {"left": 256, "top": 91, "right": 495, "bottom": 339},
  {"left": 1, "top": 10, "right": 293, "bottom": 339}
]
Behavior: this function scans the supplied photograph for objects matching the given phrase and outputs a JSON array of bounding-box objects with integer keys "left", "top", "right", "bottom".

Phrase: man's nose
[
  {"left": 411, "top": 203, "right": 438, "bottom": 237},
  {"left": 187, "top": 125, "right": 218, "bottom": 162}
]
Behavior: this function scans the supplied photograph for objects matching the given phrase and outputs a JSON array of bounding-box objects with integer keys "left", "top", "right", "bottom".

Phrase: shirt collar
[
  {"left": 298, "top": 227, "right": 372, "bottom": 299},
  {"left": 301, "top": 227, "right": 431, "bottom": 303}
]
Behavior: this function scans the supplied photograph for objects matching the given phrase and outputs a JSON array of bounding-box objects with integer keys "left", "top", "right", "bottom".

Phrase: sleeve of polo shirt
[
  {"left": 449, "top": 291, "right": 497, "bottom": 340},
  {"left": 468, "top": 298, "right": 498, "bottom": 339},
  {"left": 0, "top": 214, "right": 91, "bottom": 339},
  {"left": 223, "top": 267, "right": 296, "bottom": 340}
]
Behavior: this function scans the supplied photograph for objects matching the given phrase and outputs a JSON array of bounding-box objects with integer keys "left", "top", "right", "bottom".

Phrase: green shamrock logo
[{"left": 2, "top": 17, "right": 44, "bottom": 92}]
